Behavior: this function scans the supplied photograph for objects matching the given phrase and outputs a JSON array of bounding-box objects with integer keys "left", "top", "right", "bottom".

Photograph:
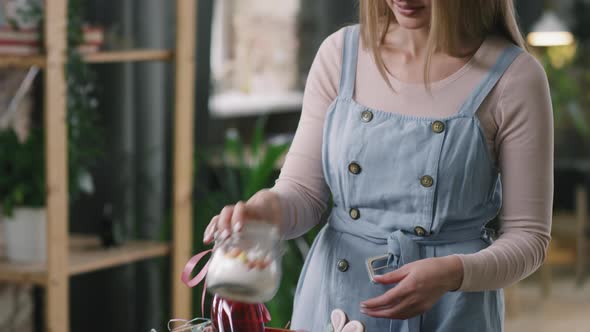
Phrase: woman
[{"left": 204, "top": 0, "right": 553, "bottom": 330}]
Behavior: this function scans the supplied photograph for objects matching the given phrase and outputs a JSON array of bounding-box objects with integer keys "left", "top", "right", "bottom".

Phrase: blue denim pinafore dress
[{"left": 290, "top": 25, "right": 522, "bottom": 332}]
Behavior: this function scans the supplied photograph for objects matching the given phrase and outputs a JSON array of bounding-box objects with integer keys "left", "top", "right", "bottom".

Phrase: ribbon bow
[{"left": 181, "top": 249, "right": 271, "bottom": 322}]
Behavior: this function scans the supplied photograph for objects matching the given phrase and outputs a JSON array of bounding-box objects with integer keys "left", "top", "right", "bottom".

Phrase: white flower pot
[{"left": 2, "top": 207, "right": 46, "bottom": 263}]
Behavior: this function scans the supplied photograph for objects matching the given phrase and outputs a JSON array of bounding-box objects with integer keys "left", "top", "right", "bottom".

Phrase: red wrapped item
[{"left": 211, "top": 295, "right": 271, "bottom": 332}]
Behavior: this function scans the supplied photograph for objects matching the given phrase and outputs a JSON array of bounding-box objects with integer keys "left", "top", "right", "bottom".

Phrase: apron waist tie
[{"left": 328, "top": 208, "right": 489, "bottom": 332}]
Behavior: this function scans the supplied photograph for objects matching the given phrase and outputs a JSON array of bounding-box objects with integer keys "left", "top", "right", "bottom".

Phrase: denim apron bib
[{"left": 290, "top": 25, "right": 522, "bottom": 331}]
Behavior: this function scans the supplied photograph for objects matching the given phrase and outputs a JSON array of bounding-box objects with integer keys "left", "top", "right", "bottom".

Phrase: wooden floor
[{"left": 505, "top": 277, "right": 590, "bottom": 332}]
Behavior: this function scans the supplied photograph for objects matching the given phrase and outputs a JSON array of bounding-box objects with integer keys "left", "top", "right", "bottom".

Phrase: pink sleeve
[
  {"left": 270, "top": 29, "right": 345, "bottom": 239},
  {"left": 456, "top": 53, "right": 554, "bottom": 291}
]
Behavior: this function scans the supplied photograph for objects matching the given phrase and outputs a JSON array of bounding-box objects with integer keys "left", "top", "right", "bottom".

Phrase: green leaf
[
  {"left": 243, "top": 143, "right": 289, "bottom": 199},
  {"left": 251, "top": 116, "right": 268, "bottom": 157}
]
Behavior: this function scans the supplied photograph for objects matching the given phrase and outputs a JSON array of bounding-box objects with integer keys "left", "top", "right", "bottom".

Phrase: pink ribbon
[
  {"left": 182, "top": 248, "right": 213, "bottom": 316},
  {"left": 181, "top": 249, "right": 272, "bottom": 322}
]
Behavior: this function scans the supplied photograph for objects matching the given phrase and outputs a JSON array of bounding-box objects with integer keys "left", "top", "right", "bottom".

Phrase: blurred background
[{"left": 0, "top": 0, "right": 589, "bottom": 331}]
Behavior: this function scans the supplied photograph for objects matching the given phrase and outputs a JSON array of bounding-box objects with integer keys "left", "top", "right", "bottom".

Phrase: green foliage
[
  {"left": 9, "top": 0, "right": 42, "bottom": 29},
  {"left": 66, "top": 51, "right": 103, "bottom": 199},
  {"left": 543, "top": 0, "right": 590, "bottom": 147},
  {"left": 541, "top": 52, "right": 581, "bottom": 123},
  {"left": 0, "top": 0, "right": 103, "bottom": 214},
  {"left": 191, "top": 117, "right": 316, "bottom": 327},
  {"left": 0, "top": 129, "right": 45, "bottom": 216},
  {"left": 66, "top": 0, "right": 104, "bottom": 199}
]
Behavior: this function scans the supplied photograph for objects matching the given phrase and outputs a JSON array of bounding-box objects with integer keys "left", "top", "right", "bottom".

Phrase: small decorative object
[
  {"left": 0, "top": 0, "right": 42, "bottom": 55},
  {"left": 324, "top": 309, "right": 365, "bottom": 332},
  {"left": 181, "top": 221, "right": 280, "bottom": 331},
  {"left": 206, "top": 221, "right": 282, "bottom": 303},
  {"left": 2, "top": 0, "right": 42, "bottom": 30},
  {"left": 99, "top": 203, "right": 119, "bottom": 248}
]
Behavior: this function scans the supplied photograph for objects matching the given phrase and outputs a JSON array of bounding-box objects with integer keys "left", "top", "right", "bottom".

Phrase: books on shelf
[{"left": 0, "top": 25, "right": 104, "bottom": 55}]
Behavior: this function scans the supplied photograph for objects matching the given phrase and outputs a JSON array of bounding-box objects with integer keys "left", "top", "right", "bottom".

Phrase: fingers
[
  {"left": 361, "top": 287, "right": 403, "bottom": 311},
  {"left": 372, "top": 266, "right": 409, "bottom": 285},
  {"left": 203, "top": 215, "right": 219, "bottom": 244},
  {"left": 361, "top": 296, "right": 419, "bottom": 320},
  {"left": 361, "top": 274, "right": 412, "bottom": 310},
  {"left": 216, "top": 204, "right": 235, "bottom": 239},
  {"left": 361, "top": 273, "right": 430, "bottom": 320},
  {"left": 231, "top": 201, "right": 247, "bottom": 232},
  {"left": 203, "top": 201, "right": 250, "bottom": 244}
]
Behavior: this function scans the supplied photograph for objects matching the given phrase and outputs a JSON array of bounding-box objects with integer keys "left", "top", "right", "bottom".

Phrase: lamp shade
[{"left": 527, "top": 10, "right": 574, "bottom": 47}]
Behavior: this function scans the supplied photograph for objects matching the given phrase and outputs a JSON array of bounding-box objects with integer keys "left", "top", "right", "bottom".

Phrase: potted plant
[{"left": 0, "top": 128, "right": 46, "bottom": 262}]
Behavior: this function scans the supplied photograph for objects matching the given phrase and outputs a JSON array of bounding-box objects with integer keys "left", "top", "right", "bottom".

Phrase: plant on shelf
[
  {"left": 0, "top": 128, "right": 47, "bottom": 262},
  {"left": 65, "top": 0, "right": 104, "bottom": 198},
  {"left": 0, "top": 0, "right": 103, "bottom": 262},
  {"left": 8, "top": 0, "right": 104, "bottom": 197},
  {"left": 0, "top": 129, "right": 44, "bottom": 217},
  {"left": 189, "top": 117, "right": 320, "bottom": 328}
]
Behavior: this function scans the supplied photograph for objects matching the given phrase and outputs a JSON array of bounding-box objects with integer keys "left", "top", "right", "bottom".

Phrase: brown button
[
  {"left": 337, "top": 259, "right": 349, "bottom": 272},
  {"left": 348, "top": 162, "right": 362, "bottom": 174},
  {"left": 420, "top": 175, "right": 434, "bottom": 188},
  {"left": 361, "top": 110, "right": 374, "bottom": 123},
  {"left": 432, "top": 121, "right": 445, "bottom": 134},
  {"left": 349, "top": 208, "right": 360, "bottom": 220},
  {"left": 414, "top": 226, "right": 427, "bottom": 236}
]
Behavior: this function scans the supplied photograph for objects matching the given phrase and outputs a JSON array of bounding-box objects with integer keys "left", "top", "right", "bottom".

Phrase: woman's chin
[
  {"left": 392, "top": 7, "right": 430, "bottom": 30},
  {"left": 395, "top": 17, "right": 430, "bottom": 30}
]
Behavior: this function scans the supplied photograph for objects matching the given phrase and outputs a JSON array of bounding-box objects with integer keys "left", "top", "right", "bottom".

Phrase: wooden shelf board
[
  {"left": 0, "top": 49, "right": 173, "bottom": 68},
  {"left": 69, "top": 240, "right": 170, "bottom": 276},
  {"left": 84, "top": 49, "right": 173, "bottom": 64},
  {"left": 0, "top": 260, "right": 46, "bottom": 285},
  {"left": 0, "top": 236, "right": 170, "bottom": 286},
  {"left": 0, "top": 55, "right": 46, "bottom": 68}
]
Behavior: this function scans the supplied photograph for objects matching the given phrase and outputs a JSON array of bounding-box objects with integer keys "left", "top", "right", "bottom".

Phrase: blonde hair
[{"left": 359, "top": 0, "right": 527, "bottom": 87}]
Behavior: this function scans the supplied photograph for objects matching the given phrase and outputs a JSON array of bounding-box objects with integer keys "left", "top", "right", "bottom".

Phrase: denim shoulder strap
[
  {"left": 458, "top": 45, "right": 523, "bottom": 117},
  {"left": 339, "top": 24, "right": 360, "bottom": 99}
]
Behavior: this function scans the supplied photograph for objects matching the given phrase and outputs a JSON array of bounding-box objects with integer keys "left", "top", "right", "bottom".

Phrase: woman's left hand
[{"left": 360, "top": 255, "right": 464, "bottom": 320}]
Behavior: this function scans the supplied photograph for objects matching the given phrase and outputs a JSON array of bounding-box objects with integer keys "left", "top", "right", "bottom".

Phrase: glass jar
[{"left": 206, "top": 221, "right": 282, "bottom": 303}]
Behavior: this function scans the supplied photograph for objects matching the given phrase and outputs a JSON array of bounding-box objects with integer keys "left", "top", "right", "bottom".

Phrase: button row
[
  {"left": 360, "top": 110, "right": 445, "bottom": 136},
  {"left": 349, "top": 209, "right": 429, "bottom": 236}
]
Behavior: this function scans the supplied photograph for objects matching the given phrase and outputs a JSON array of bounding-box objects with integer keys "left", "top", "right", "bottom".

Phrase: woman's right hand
[{"left": 203, "top": 189, "right": 282, "bottom": 244}]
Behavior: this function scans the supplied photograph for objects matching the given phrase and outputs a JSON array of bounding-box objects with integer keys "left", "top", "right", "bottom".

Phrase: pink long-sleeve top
[{"left": 270, "top": 28, "right": 553, "bottom": 291}]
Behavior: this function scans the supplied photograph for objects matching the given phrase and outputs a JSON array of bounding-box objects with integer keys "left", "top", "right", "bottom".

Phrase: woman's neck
[{"left": 385, "top": 24, "right": 430, "bottom": 57}]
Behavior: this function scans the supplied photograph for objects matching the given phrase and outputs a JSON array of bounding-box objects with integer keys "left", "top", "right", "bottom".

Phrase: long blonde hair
[{"left": 359, "top": 0, "right": 527, "bottom": 87}]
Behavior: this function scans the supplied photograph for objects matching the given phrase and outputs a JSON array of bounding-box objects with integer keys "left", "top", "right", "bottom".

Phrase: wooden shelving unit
[
  {"left": 0, "top": 49, "right": 174, "bottom": 68},
  {"left": 0, "top": 1, "right": 196, "bottom": 331},
  {"left": 0, "top": 236, "right": 170, "bottom": 286}
]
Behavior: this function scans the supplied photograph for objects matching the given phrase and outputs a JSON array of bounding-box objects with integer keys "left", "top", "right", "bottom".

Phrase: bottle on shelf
[{"left": 100, "top": 203, "right": 120, "bottom": 248}]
